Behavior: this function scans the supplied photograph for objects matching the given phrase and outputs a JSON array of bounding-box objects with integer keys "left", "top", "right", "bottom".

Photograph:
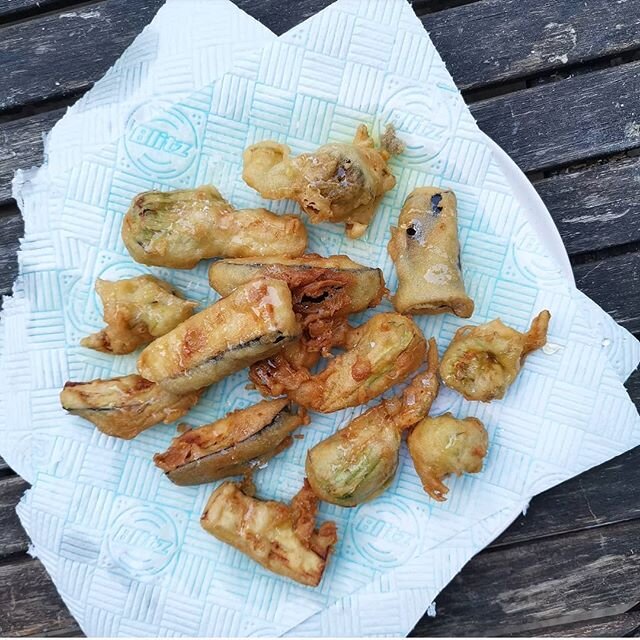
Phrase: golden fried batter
[
  {"left": 154, "top": 398, "right": 306, "bottom": 485},
  {"left": 81, "top": 275, "right": 197, "bottom": 355},
  {"left": 201, "top": 480, "right": 337, "bottom": 586},
  {"left": 306, "top": 339, "right": 439, "bottom": 506},
  {"left": 137, "top": 278, "right": 301, "bottom": 394},
  {"left": 122, "top": 185, "right": 307, "bottom": 268},
  {"left": 243, "top": 125, "right": 398, "bottom": 238},
  {"left": 59, "top": 375, "right": 200, "bottom": 439},
  {"left": 388, "top": 188, "right": 473, "bottom": 317},
  {"left": 407, "top": 413, "right": 488, "bottom": 501},
  {"left": 251, "top": 312, "right": 427, "bottom": 413},
  {"left": 439, "top": 310, "right": 550, "bottom": 401}
]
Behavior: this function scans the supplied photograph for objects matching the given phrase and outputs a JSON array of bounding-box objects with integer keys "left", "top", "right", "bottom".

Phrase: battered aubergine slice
[
  {"left": 201, "top": 480, "right": 337, "bottom": 586},
  {"left": 388, "top": 187, "right": 474, "bottom": 318},
  {"left": 208, "top": 254, "right": 385, "bottom": 318},
  {"left": 121, "top": 185, "right": 307, "bottom": 268},
  {"left": 154, "top": 398, "right": 306, "bottom": 485},
  {"left": 137, "top": 277, "right": 301, "bottom": 394},
  {"left": 59, "top": 375, "right": 201, "bottom": 439}
]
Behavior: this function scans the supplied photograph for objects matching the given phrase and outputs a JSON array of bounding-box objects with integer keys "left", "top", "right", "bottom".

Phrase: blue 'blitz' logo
[
  {"left": 106, "top": 505, "right": 179, "bottom": 577},
  {"left": 124, "top": 103, "right": 199, "bottom": 179}
]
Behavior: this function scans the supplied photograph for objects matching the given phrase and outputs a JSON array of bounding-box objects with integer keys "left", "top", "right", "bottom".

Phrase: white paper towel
[{"left": 2, "top": 0, "right": 639, "bottom": 636}]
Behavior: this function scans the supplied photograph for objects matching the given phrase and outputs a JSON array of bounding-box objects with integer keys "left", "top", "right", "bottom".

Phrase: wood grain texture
[
  {"left": 535, "top": 155, "right": 640, "bottom": 254},
  {"left": 0, "top": 456, "right": 9, "bottom": 472},
  {"left": 0, "top": 211, "right": 24, "bottom": 301},
  {"left": 0, "top": 0, "right": 163, "bottom": 111},
  {"left": 0, "top": 476, "right": 30, "bottom": 557},
  {"left": 0, "top": 558, "right": 80, "bottom": 637},
  {"left": 472, "top": 61, "right": 640, "bottom": 172},
  {"left": 0, "top": 108, "right": 64, "bottom": 207},
  {"left": 424, "top": 0, "right": 640, "bottom": 91},
  {"left": 411, "top": 519, "right": 640, "bottom": 637},
  {"left": 574, "top": 251, "right": 640, "bottom": 334},
  {"left": 0, "top": 0, "right": 88, "bottom": 21}
]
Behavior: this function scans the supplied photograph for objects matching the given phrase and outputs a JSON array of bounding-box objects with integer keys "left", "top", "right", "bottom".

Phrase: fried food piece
[
  {"left": 80, "top": 275, "right": 197, "bottom": 355},
  {"left": 388, "top": 188, "right": 473, "bottom": 318},
  {"left": 439, "top": 311, "right": 550, "bottom": 402},
  {"left": 201, "top": 480, "right": 337, "bottom": 586},
  {"left": 121, "top": 185, "right": 307, "bottom": 268},
  {"left": 243, "top": 125, "right": 397, "bottom": 239},
  {"left": 154, "top": 398, "right": 306, "bottom": 485},
  {"left": 137, "top": 278, "right": 301, "bottom": 394},
  {"left": 407, "top": 413, "right": 488, "bottom": 501},
  {"left": 306, "top": 339, "right": 439, "bottom": 507},
  {"left": 251, "top": 312, "right": 427, "bottom": 413},
  {"left": 59, "top": 375, "right": 200, "bottom": 439},
  {"left": 209, "top": 253, "right": 385, "bottom": 358}
]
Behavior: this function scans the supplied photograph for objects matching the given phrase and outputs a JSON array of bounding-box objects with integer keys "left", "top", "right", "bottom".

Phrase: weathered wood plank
[
  {"left": 0, "top": 558, "right": 80, "bottom": 637},
  {"left": 412, "top": 519, "right": 640, "bottom": 637},
  {"left": 0, "top": 456, "right": 9, "bottom": 472},
  {"left": 0, "top": 108, "right": 64, "bottom": 207},
  {"left": 0, "top": 0, "right": 87, "bottom": 21},
  {"left": 0, "top": 476, "right": 29, "bottom": 557},
  {"left": 511, "top": 609, "right": 640, "bottom": 638},
  {"left": 574, "top": 251, "right": 640, "bottom": 335},
  {"left": 424, "top": 0, "right": 640, "bottom": 91},
  {"left": 493, "top": 445, "right": 640, "bottom": 548},
  {"left": 0, "top": 211, "right": 24, "bottom": 300},
  {"left": 0, "top": 0, "right": 164, "bottom": 111},
  {"left": 535, "top": 155, "right": 640, "bottom": 254},
  {"left": 472, "top": 61, "right": 640, "bottom": 172}
]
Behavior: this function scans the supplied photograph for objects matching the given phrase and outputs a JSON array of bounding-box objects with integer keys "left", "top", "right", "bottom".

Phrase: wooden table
[{"left": 0, "top": 0, "right": 639, "bottom": 636}]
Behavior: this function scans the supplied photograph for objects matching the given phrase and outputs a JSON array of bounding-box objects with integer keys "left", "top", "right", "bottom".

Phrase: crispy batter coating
[
  {"left": 137, "top": 278, "right": 301, "bottom": 394},
  {"left": 407, "top": 413, "right": 488, "bottom": 501},
  {"left": 154, "top": 398, "right": 306, "bottom": 485},
  {"left": 251, "top": 312, "right": 427, "bottom": 413},
  {"left": 243, "top": 125, "right": 397, "bottom": 239},
  {"left": 388, "top": 188, "right": 473, "bottom": 317},
  {"left": 201, "top": 480, "right": 337, "bottom": 586},
  {"left": 121, "top": 185, "right": 307, "bottom": 268},
  {"left": 306, "top": 339, "right": 439, "bottom": 506},
  {"left": 80, "top": 275, "right": 197, "bottom": 355},
  {"left": 210, "top": 254, "right": 386, "bottom": 388},
  {"left": 59, "top": 375, "right": 200, "bottom": 439},
  {"left": 439, "top": 310, "right": 550, "bottom": 402}
]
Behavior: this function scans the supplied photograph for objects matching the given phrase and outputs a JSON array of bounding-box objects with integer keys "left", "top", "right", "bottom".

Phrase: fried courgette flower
[
  {"left": 59, "top": 375, "right": 200, "bottom": 439},
  {"left": 250, "top": 312, "right": 427, "bottom": 413},
  {"left": 439, "top": 310, "right": 550, "bottom": 402},
  {"left": 122, "top": 185, "right": 307, "bottom": 268},
  {"left": 137, "top": 277, "right": 301, "bottom": 395},
  {"left": 81, "top": 275, "right": 197, "bottom": 355},
  {"left": 243, "top": 125, "right": 400, "bottom": 239},
  {"left": 209, "top": 253, "right": 385, "bottom": 360},
  {"left": 407, "top": 413, "right": 488, "bottom": 501},
  {"left": 306, "top": 339, "right": 439, "bottom": 507},
  {"left": 154, "top": 398, "right": 307, "bottom": 485},
  {"left": 201, "top": 480, "right": 337, "bottom": 587},
  {"left": 388, "top": 187, "right": 474, "bottom": 317}
]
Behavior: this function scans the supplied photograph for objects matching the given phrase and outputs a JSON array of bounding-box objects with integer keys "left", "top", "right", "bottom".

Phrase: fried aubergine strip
[
  {"left": 138, "top": 278, "right": 301, "bottom": 394},
  {"left": 251, "top": 312, "right": 427, "bottom": 413},
  {"left": 209, "top": 253, "right": 386, "bottom": 358},
  {"left": 306, "top": 339, "right": 440, "bottom": 507},
  {"left": 243, "top": 125, "right": 398, "bottom": 239},
  {"left": 154, "top": 398, "right": 307, "bottom": 485},
  {"left": 201, "top": 480, "right": 337, "bottom": 587},
  {"left": 407, "top": 413, "right": 488, "bottom": 501},
  {"left": 388, "top": 187, "right": 473, "bottom": 318},
  {"left": 439, "top": 310, "right": 550, "bottom": 402},
  {"left": 60, "top": 375, "right": 200, "bottom": 439},
  {"left": 81, "top": 275, "right": 197, "bottom": 355},
  {"left": 122, "top": 185, "right": 307, "bottom": 268}
]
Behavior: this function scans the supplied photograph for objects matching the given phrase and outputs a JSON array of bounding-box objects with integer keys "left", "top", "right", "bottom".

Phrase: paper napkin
[{"left": 2, "top": 0, "right": 639, "bottom": 636}]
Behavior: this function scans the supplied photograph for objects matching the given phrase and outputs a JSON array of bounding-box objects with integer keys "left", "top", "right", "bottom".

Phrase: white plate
[{"left": 484, "top": 135, "right": 575, "bottom": 284}]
